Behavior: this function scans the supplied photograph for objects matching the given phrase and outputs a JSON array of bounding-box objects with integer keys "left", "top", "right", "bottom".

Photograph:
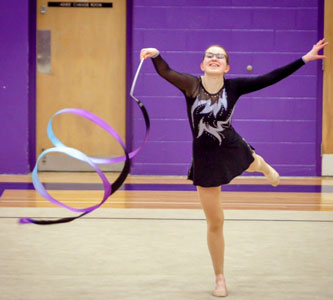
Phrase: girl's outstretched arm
[
  {"left": 140, "top": 48, "right": 198, "bottom": 98},
  {"left": 231, "top": 39, "right": 328, "bottom": 96}
]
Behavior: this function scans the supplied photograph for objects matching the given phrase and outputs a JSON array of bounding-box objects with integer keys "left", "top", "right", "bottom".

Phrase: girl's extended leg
[
  {"left": 246, "top": 152, "right": 280, "bottom": 186},
  {"left": 197, "top": 186, "right": 228, "bottom": 297}
]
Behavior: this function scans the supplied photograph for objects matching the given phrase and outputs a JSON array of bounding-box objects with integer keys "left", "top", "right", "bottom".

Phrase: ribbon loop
[{"left": 19, "top": 59, "right": 149, "bottom": 225}]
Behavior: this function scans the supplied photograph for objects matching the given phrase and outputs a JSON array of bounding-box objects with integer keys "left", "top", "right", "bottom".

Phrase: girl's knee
[
  {"left": 247, "top": 153, "right": 263, "bottom": 172},
  {"left": 207, "top": 215, "right": 224, "bottom": 233},
  {"left": 247, "top": 158, "right": 259, "bottom": 172}
]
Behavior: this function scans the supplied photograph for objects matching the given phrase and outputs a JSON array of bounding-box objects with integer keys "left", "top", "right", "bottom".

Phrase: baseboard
[
  {"left": 38, "top": 154, "right": 124, "bottom": 171},
  {"left": 322, "top": 154, "right": 333, "bottom": 176}
]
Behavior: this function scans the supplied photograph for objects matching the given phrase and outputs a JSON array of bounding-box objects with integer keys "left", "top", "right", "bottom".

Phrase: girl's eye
[{"left": 205, "top": 52, "right": 226, "bottom": 60}]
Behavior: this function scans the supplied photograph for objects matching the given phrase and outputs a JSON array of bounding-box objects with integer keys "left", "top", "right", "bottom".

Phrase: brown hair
[{"left": 203, "top": 44, "right": 230, "bottom": 65}]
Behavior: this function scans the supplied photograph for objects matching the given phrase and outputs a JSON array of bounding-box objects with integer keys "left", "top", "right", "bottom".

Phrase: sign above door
[{"left": 48, "top": 2, "right": 113, "bottom": 8}]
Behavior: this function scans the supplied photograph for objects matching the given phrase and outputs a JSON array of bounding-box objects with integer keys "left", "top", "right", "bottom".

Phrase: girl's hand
[
  {"left": 140, "top": 48, "right": 160, "bottom": 60},
  {"left": 303, "top": 39, "right": 328, "bottom": 63}
]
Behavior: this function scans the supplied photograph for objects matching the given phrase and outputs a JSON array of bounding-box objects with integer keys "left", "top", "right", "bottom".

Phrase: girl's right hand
[{"left": 140, "top": 48, "right": 160, "bottom": 60}]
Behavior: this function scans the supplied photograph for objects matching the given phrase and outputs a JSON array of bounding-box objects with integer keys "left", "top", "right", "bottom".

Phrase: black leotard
[{"left": 152, "top": 55, "right": 305, "bottom": 187}]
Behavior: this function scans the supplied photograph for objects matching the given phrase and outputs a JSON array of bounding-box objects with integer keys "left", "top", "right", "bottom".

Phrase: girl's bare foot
[
  {"left": 212, "top": 274, "right": 228, "bottom": 297},
  {"left": 265, "top": 164, "right": 280, "bottom": 187}
]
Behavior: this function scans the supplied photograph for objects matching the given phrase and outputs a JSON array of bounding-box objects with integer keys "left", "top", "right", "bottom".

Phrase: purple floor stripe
[{"left": 1, "top": 182, "right": 333, "bottom": 198}]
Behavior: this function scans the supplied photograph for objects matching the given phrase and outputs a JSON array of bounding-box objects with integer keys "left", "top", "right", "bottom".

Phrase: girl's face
[{"left": 200, "top": 46, "right": 230, "bottom": 76}]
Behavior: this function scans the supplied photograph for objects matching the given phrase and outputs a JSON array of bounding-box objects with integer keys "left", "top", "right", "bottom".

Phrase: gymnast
[{"left": 140, "top": 39, "right": 328, "bottom": 297}]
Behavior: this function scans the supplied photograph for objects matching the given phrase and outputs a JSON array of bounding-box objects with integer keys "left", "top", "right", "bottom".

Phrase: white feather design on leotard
[
  {"left": 199, "top": 89, "right": 228, "bottom": 117},
  {"left": 191, "top": 89, "right": 232, "bottom": 144},
  {"left": 197, "top": 119, "right": 229, "bottom": 145}
]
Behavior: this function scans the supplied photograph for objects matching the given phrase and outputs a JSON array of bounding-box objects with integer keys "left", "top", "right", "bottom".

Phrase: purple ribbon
[{"left": 19, "top": 59, "right": 148, "bottom": 225}]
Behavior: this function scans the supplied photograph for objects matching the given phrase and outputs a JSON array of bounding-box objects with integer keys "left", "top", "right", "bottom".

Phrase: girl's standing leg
[{"left": 197, "top": 186, "right": 228, "bottom": 297}]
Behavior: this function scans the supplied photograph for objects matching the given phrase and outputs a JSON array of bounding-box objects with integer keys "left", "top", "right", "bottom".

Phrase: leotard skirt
[{"left": 188, "top": 127, "right": 255, "bottom": 187}]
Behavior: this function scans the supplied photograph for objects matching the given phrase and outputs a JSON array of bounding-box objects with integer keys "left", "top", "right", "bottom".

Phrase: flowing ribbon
[{"left": 19, "top": 59, "right": 148, "bottom": 225}]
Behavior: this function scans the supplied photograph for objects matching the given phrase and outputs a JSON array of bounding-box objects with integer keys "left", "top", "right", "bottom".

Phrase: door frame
[
  {"left": 28, "top": 0, "right": 37, "bottom": 171},
  {"left": 321, "top": 0, "right": 333, "bottom": 175},
  {"left": 28, "top": 0, "right": 134, "bottom": 171},
  {"left": 317, "top": 0, "right": 325, "bottom": 176}
]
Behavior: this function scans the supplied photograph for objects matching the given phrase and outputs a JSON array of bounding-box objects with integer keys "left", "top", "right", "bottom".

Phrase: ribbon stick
[{"left": 19, "top": 59, "right": 149, "bottom": 225}]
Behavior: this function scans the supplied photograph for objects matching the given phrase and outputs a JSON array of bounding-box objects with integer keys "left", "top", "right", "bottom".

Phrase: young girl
[{"left": 140, "top": 39, "right": 327, "bottom": 297}]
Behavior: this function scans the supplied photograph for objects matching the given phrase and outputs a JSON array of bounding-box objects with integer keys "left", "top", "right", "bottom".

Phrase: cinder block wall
[{"left": 131, "top": 0, "right": 321, "bottom": 176}]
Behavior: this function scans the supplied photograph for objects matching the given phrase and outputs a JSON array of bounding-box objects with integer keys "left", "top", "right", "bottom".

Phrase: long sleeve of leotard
[
  {"left": 231, "top": 58, "right": 305, "bottom": 96},
  {"left": 152, "top": 54, "right": 198, "bottom": 98}
]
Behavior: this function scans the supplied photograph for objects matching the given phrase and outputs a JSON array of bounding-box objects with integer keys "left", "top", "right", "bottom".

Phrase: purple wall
[
  {"left": 0, "top": 1, "right": 32, "bottom": 173},
  {"left": 0, "top": 0, "right": 324, "bottom": 176},
  {"left": 131, "top": 0, "right": 322, "bottom": 176}
]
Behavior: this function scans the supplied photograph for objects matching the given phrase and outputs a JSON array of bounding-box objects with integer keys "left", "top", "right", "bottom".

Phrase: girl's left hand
[{"left": 303, "top": 39, "right": 328, "bottom": 63}]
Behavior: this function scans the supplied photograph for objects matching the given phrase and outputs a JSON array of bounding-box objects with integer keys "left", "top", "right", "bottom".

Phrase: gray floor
[{"left": 1, "top": 208, "right": 333, "bottom": 300}]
